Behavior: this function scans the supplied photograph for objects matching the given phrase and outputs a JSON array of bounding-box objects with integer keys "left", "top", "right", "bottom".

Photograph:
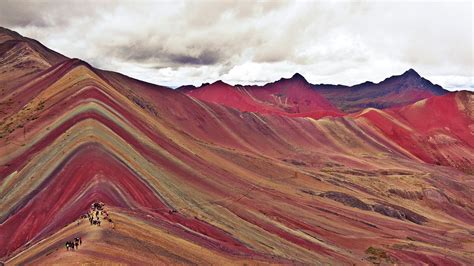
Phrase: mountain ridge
[{"left": 180, "top": 68, "right": 448, "bottom": 114}]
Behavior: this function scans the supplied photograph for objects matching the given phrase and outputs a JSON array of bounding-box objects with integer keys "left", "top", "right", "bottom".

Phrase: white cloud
[{"left": 1, "top": 0, "right": 472, "bottom": 90}]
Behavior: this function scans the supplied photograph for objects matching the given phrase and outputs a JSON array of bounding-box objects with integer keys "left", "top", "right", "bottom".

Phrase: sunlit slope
[{"left": 354, "top": 91, "right": 474, "bottom": 172}]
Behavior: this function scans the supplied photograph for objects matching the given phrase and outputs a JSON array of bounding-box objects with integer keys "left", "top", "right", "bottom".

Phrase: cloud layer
[{"left": 1, "top": 0, "right": 472, "bottom": 90}]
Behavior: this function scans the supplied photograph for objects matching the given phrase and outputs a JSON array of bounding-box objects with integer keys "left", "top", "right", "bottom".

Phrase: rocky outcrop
[
  {"left": 372, "top": 203, "right": 427, "bottom": 225},
  {"left": 320, "top": 191, "right": 372, "bottom": 211},
  {"left": 321, "top": 191, "right": 427, "bottom": 224},
  {"left": 423, "top": 188, "right": 450, "bottom": 204},
  {"left": 388, "top": 189, "right": 424, "bottom": 200}
]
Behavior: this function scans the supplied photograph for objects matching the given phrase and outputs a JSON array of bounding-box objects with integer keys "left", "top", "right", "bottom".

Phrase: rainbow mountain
[{"left": 1, "top": 27, "right": 474, "bottom": 265}]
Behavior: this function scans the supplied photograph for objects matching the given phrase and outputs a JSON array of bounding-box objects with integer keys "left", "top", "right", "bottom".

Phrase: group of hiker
[
  {"left": 65, "top": 237, "right": 82, "bottom": 251},
  {"left": 81, "top": 201, "right": 114, "bottom": 229},
  {"left": 87, "top": 210, "right": 102, "bottom": 226},
  {"left": 63, "top": 202, "right": 118, "bottom": 252}
]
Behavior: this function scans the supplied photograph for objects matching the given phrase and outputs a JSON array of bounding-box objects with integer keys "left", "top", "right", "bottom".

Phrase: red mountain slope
[
  {"left": 354, "top": 91, "right": 474, "bottom": 171},
  {"left": 185, "top": 74, "right": 344, "bottom": 119},
  {"left": 182, "top": 69, "right": 448, "bottom": 115}
]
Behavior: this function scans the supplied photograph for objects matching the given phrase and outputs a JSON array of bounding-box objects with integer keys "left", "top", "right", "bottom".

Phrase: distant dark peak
[
  {"left": 182, "top": 84, "right": 194, "bottom": 88},
  {"left": 379, "top": 68, "right": 423, "bottom": 84},
  {"left": 402, "top": 68, "right": 421, "bottom": 78},
  {"left": 206, "top": 80, "right": 232, "bottom": 87},
  {"left": 212, "top": 80, "right": 227, "bottom": 86},
  {"left": 290, "top": 72, "right": 307, "bottom": 82},
  {"left": 175, "top": 84, "right": 197, "bottom": 92},
  {"left": 356, "top": 81, "right": 375, "bottom": 87}
]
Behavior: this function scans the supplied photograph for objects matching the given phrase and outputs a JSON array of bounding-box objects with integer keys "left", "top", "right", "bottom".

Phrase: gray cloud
[
  {"left": 0, "top": 0, "right": 110, "bottom": 28},
  {"left": 0, "top": 1, "right": 50, "bottom": 27},
  {"left": 0, "top": 0, "right": 472, "bottom": 90},
  {"left": 109, "top": 42, "right": 224, "bottom": 67},
  {"left": 170, "top": 49, "right": 222, "bottom": 65}
]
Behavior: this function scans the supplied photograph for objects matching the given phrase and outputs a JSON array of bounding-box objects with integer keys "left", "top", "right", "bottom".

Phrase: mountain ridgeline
[{"left": 179, "top": 68, "right": 448, "bottom": 114}]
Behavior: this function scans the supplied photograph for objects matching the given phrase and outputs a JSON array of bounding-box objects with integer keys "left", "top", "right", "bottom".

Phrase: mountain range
[
  {"left": 1, "top": 27, "right": 473, "bottom": 265},
  {"left": 178, "top": 68, "right": 447, "bottom": 115}
]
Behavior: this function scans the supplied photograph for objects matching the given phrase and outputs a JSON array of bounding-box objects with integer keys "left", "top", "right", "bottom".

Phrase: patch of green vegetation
[
  {"left": 36, "top": 99, "right": 46, "bottom": 111},
  {"left": 365, "top": 246, "right": 397, "bottom": 264}
]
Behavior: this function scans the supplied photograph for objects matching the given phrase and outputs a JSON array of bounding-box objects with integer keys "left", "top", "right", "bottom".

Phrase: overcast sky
[{"left": 0, "top": 0, "right": 472, "bottom": 90}]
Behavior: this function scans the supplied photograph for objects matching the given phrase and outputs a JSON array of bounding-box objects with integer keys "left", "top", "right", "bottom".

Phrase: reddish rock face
[
  {"left": 1, "top": 27, "right": 473, "bottom": 265},
  {"left": 184, "top": 75, "right": 344, "bottom": 119}
]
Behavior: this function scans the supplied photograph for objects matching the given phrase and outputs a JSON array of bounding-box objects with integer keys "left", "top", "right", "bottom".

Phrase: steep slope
[
  {"left": 0, "top": 27, "right": 66, "bottom": 66},
  {"left": 0, "top": 27, "right": 67, "bottom": 97},
  {"left": 354, "top": 91, "right": 474, "bottom": 171},
  {"left": 356, "top": 91, "right": 474, "bottom": 172},
  {"left": 246, "top": 73, "right": 343, "bottom": 116},
  {"left": 184, "top": 74, "right": 344, "bottom": 119},
  {"left": 183, "top": 80, "right": 269, "bottom": 113},
  {"left": 1, "top": 28, "right": 473, "bottom": 265}
]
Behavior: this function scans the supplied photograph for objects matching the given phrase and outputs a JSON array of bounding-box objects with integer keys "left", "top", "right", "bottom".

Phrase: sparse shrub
[{"left": 365, "top": 246, "right": 397, "bottom": 264}]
